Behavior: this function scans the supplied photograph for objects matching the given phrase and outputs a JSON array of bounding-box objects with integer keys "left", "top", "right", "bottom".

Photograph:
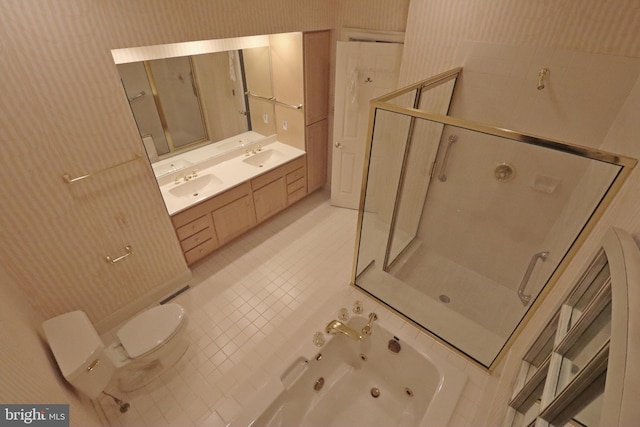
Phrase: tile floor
[{"left": 97, "top": 190, "right": 490, "bottom": 426}]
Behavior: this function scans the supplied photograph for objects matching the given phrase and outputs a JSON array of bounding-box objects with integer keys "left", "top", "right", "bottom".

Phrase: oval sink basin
[
  {"left": 242, "top": 149, "right": 285, "bottom": 168},
  {"left": 169, "top": 174, "right": 223, "bottom": 198}
]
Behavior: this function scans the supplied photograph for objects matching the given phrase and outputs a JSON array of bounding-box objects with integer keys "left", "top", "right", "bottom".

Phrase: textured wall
[
  {"left": 0, "top": 1, "right": 407, "bottom": 328},
  {"left": 0, "top": 266, "right": 102, "bottom": 424},
  {"left": 400, "top": 0, "right": 640, "bottom": 85}
]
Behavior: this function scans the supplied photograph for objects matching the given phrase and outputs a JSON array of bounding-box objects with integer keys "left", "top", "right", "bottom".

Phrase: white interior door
[{"left": 331, "top": 41, "right": 403, "bottom": 209}]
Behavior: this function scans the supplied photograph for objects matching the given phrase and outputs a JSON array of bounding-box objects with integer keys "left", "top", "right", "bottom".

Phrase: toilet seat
[{"left": 117, "top": 303, "right": 186, "bottom": 359}]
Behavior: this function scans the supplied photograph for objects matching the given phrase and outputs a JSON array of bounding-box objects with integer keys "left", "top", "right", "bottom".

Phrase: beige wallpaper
[
  {"left": 0, "top": 266, "right": 102, "bottom": 425},
  {"left": 400, "top": 0, "right": 640, "bottom": 85},
  {"left": 0, "top": 0, "right": 407, "bottom": 330},
  {"left": 4, "top": 0, "right": 637, "bottom": 421}
]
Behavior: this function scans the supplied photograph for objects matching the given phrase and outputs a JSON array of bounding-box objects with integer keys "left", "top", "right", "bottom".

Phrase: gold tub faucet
[{"left": 325, "top": 319, "right": 363, "bottom": 341}]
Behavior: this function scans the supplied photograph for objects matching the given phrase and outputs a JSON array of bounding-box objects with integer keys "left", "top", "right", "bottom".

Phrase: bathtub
[{"left": 230, "top": 315, "right": 467, "bottom": 427}]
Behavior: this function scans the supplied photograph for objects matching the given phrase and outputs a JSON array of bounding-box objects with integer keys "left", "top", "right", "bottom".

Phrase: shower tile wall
[
  {"left": 400, "top": 47, "right": 640, "bottom": 345},
  {"left": 97, "top": 191, "right": 489, "bottom": 426},
  {"left": 451, "top": 41, "right": 640, "bottom": 147}
]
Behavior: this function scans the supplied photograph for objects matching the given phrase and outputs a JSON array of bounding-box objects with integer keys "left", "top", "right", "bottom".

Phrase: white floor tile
[
  {"left": 97, "top": 190, "right": 487, "bottom": 426},
  {"left": 100, "top": 191, "right": 357, "bottom": 426}
]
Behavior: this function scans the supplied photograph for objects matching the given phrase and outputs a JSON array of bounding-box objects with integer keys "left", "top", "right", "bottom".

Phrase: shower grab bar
[
  {"left": 438, "top": 134, "right": 458, "bottom": 182},
  {"left": 518, "top": 251, "right": 549, "bottom": 306}
]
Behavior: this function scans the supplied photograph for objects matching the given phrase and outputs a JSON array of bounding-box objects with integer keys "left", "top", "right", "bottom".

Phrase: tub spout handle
[{"left": 361, "top": 312, "right": 378, "bottom": 336}]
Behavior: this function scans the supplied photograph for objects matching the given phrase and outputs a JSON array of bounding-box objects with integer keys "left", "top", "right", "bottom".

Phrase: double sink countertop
[{"left": 154, "top": 135, "right": 305, "bottom": 216}]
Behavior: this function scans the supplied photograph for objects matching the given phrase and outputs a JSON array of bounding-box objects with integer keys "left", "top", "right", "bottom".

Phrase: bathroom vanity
[
  {"left": 117, "top": 30, "right": 330, "bottom": 266},
  {"left": 169, "top": 149, "right": 307, "bottom": 265}
]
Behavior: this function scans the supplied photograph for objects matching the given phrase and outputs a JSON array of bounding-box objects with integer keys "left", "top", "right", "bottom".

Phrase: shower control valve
[{"left": 361, "top": 312, "right": 378, "bottom": 336}]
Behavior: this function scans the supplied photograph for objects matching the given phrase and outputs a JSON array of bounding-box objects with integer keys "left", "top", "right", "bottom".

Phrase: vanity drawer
[
  {"left": 175, "top": 215, "right": 211, "bottom": 241},
  {"left": 286, "top": 166, "right": 305, "bottom": 185},
  {"left": 251, "top": 167, "right": 283, "bottom": 190},
  {"left": 288, "top": 186, "right": 306, "bottom": 204},
  {"left": 284, "top": 155, "right": 306, "bottom": 173},
  {"left": 184, "top": 239, "right": 218, "bottom": 265},
  {"left": 172, "top": 197, "right": 213, "bottom": 229},
  {"left": 287, "top": 176, "right": 306, "bottom": 195},
  {"left": 180, "top": 226, "right": 216, "bottom": 252},
  {"left": 251, "top": 156, "right": 307, "bottom": 190}
]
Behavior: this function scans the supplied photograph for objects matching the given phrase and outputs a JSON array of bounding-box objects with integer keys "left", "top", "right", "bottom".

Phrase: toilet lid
[{"left": 117, "top": 303, "right": 185, "bottom": 359}]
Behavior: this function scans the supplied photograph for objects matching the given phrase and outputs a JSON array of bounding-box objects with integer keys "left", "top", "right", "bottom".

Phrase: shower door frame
[{"left": 351, "top": 67, "right": 637, "bottom": 370}]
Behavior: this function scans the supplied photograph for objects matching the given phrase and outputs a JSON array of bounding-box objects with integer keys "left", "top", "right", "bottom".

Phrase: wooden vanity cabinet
[
  {"left": 171, "top": 182, "right": 256, "bottom": 265},
  {"left": 172, "top": 157, "right": 306, "bottom": 265},
  {"left": 286, "top": 159, "right": 307, "bottom": 204},
  {"left": 251, "top": 155, "right": 307, "bottom": 223},
  {"left": 305, "top": 119, "right": 328, "bottom": 192},
  {"left": 252, "top": 178, "right": 287, "bottom": 223},
  {"left": 303, "top": 30, "right": 330, "bottom": 193},
  {"left": 171, "top": 201, "right": 220, "bottom": 265},
  {"left": 271, "top": 31, "right": 329, "bottom": 193},
  {"left": 208, "top": 182, "right": 256, "bottom": 246}
]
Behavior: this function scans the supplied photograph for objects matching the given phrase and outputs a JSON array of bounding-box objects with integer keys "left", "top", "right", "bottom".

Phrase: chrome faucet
[{"left": 325, "top": 319, "right": 363, "bottom": 341}]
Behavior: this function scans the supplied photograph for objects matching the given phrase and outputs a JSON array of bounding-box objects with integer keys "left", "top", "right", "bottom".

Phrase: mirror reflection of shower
[{"left": 118, "top": 51, "right": 253, "bottom": 159}]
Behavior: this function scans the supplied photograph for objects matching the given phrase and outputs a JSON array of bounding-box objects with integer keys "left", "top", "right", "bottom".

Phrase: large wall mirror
[{"left": 113, "top": 35, "right": 293, "bottom": 178}]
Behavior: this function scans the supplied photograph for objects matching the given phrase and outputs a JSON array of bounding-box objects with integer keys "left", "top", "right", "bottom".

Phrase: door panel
[{"left": 331, "top": 42, "right": 403, "bottom": 209}]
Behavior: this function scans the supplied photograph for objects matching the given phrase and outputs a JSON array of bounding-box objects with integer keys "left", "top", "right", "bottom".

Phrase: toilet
[{"left": 42, "top": 303, "right": 188, "bottom": 398}]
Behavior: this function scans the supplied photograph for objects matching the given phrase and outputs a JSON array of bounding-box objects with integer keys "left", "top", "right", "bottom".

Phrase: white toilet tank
[{"left": 42, "top": 310, "right": 116, "bottom": 399}]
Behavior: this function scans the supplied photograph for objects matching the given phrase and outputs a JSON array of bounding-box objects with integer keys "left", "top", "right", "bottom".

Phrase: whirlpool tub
[{"left": 230, "top": 315, "right": 467, "bottom": 427}]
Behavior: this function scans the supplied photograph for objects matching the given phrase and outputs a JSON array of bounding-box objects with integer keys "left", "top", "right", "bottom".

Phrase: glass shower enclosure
[{"left": 353, "top": 68, "right": 636, "bottom": 368}]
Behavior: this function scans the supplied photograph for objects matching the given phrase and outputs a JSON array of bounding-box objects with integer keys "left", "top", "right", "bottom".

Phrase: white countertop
[{"left": 156, "top": 137, "right": 305, "bottom": 216}]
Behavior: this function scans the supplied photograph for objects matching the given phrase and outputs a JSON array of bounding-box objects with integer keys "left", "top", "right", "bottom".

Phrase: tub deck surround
[
  {"left": 155, "top": 135, "right": 306, "bottom": 216},
  {"left": 94, "top": 193, "right": 488, "bottom": 427},
  {"left": 229, "top": 298, "right": 468, "bottom": 427}
]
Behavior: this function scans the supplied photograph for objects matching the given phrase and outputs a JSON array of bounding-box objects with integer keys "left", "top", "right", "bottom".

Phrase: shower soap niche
[{"left": 531, "top": 173, "right": 560, "bottom": 194}]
